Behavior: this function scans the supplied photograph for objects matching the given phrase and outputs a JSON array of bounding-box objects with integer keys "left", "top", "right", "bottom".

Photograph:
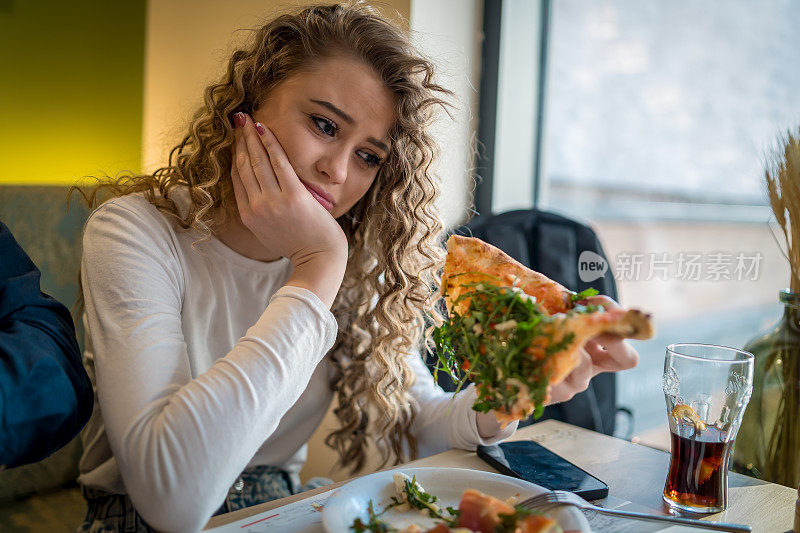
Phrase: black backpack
[{"left": 426, "top": 209, "right": 620, "bottom": 435}]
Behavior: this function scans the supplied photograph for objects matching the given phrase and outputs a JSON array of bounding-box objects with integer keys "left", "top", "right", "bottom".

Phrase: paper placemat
[{"left": 206, "top": 491, "right": 332, "bottom": 533}]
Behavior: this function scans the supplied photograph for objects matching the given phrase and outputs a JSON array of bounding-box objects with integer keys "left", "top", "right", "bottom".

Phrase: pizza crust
[{"left": 443, "top": 235, "right": 573, "bottom": 315}]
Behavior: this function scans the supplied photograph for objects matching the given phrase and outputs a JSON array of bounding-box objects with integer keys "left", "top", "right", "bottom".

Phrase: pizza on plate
[{"left": 433, "top": 235, "right": 654, "bottom": 425}]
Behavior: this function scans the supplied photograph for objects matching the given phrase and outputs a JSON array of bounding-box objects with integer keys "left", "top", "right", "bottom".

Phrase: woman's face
[{"left": 252, "top": 55, "right": 395, "bottom": 219}]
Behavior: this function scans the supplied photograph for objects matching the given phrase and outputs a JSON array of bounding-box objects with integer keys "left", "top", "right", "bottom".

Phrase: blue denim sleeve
[{"left": 0, "top": 221, "right": 93, "bottom": 468}]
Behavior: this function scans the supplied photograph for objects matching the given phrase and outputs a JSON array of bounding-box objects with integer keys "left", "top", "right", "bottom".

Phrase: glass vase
[{"left": 733, "top": 289, "right": 800, "bottom": 487}]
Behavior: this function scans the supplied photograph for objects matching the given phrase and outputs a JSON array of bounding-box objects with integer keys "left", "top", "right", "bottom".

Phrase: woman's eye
[
  {"left": 312, "top": 116, "right": 336, "bottom": 137},
  {"left": 311, "top": 115, "right": 382, "bottom": 168},
  {"left": 358, "top": 150, "right": 383, "bottom": 168}
]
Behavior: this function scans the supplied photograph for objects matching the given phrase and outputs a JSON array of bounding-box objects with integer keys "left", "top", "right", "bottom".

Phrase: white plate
[{"left": 322, "top": 467, "right": 590, "bottom": 532}]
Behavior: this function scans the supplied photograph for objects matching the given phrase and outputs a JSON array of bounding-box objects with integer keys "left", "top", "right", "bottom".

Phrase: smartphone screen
[{"left": 477, "top": 441, "right": 609, "bottom": 500}]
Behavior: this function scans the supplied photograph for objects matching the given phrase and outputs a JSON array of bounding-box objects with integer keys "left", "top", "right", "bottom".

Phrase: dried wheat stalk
[
  {"left": 767, "top": 128, "right": 800, "bottom": 292},
  {"left": 764, "top": 126, "right": 800, "bottom": 487}
]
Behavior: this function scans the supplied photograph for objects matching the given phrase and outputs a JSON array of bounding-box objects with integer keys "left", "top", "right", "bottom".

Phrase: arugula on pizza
[{"left": 433, "top": 235, "right": 654, "bottom": 425}]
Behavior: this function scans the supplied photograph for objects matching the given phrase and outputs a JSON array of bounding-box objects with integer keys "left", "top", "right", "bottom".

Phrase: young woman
[{"left": 75, "top": 3, "right": 639, "bottom": 531}]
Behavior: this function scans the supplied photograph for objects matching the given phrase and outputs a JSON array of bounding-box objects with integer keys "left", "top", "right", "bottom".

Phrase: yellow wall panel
[{"left": 0, "top": 1, "right": 146, "bottom": 185}]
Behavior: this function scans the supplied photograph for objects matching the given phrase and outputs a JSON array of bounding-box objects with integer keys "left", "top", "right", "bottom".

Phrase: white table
[{"left": 205, "top": 420, "right": 797, "bottom": 532}]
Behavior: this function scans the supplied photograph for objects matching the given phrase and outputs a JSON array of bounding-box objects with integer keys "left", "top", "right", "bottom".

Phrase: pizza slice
[{"left": 434, "top": 235, "right": 654, "bottom": 425}]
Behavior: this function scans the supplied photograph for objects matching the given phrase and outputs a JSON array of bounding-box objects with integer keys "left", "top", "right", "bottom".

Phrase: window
[{"left": 488, "top": 0, "right": 800, "bottom": 446}]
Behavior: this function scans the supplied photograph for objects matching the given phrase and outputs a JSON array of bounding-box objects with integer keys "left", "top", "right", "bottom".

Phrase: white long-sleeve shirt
[{"left": 76, "top": 194, "right": 517, "bottom": 532}]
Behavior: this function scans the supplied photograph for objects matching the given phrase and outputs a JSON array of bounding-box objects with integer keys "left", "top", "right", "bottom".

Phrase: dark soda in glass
[{"left": 664, "top": 426, "right": 732, "bottom": 512}]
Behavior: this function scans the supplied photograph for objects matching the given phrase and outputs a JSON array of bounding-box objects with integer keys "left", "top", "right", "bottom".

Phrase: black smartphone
[{"left": 476, "top": 440, "right": 609, "bottom": 500}]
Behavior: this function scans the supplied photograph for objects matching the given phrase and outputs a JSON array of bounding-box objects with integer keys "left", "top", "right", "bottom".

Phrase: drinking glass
[{"left": 662, "top": 343, "right": 754, "bottom": 513}]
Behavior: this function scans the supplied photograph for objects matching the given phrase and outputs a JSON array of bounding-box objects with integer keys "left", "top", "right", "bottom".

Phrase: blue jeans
[{"left": 76, "top": 465, "right": 329, "bottom": 532}]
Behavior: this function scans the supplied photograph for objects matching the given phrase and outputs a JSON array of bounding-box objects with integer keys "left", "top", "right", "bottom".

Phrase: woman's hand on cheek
[{"left": 230, "top": 112, "right": 348, "bottom": 267}]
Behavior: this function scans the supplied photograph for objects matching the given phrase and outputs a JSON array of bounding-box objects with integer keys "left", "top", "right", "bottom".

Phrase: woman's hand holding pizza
[
  {"left": 547, "top": 295, "right": 640, "bottom": 404},
  {"left": 230, "top": 112, "right": 348, "bottom": 307}
]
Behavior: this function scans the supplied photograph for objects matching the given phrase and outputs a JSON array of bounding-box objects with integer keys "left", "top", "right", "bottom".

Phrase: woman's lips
[{"left": 301, "top": 182, "right": 334, "bottom": 211}]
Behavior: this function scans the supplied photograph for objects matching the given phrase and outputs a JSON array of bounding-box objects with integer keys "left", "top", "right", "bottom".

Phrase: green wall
[{"left": 0, "top": 0, "right": 145, "bottom": 185}]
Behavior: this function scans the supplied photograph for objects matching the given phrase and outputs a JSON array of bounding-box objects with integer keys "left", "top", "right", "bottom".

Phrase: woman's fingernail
[
  {"left": 254, "top": 122, "right": 266, "bottom": 135},
  {"left": 233, "top": 112, "right": 245, "bottom": 128}
]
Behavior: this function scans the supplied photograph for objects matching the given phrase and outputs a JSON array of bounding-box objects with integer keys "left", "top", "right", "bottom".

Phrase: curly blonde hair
[{"left": 76, "top": 1, "right": 454, "bottom": 471}]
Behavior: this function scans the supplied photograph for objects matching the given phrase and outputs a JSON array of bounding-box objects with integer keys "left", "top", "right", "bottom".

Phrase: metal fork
[{"left": 518, "top": 490, "right": 751, "bottom": 532}]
